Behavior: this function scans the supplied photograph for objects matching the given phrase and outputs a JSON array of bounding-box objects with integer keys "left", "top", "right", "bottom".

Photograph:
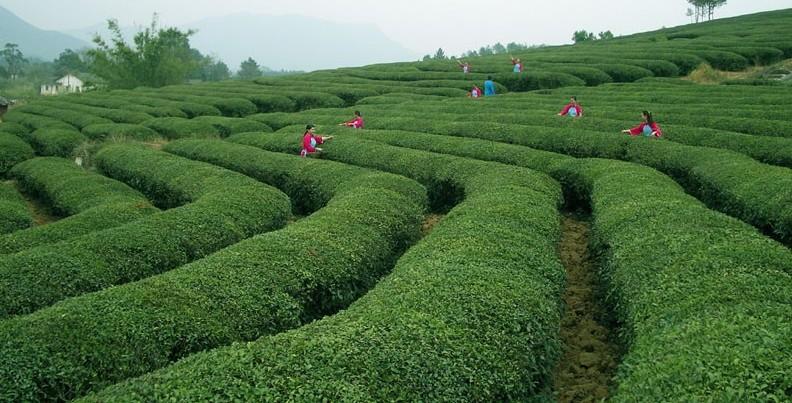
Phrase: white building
[{"left": 41, "top": 74, "right": 84, "bottom": 96}]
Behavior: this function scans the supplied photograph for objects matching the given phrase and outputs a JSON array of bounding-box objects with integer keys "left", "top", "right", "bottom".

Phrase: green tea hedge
[
  {"left": 85, "top": 134, "right": 565, "bottom": 401},
  {"left": 0, "top": 140, "right": 425, "bottom": 402},
  {"left": 1, "top": 157, "right": 158, "bottom": 254},
  {"left": 30, "top": 128, "right": 87, "bottom": 157},
  {"left": 0, "top": 133, "right": 35, "bottom": 176},
  {"left": 0, "top": 182, "right": 32, "bottom": 234},
  {"left": 0, "top": 146, "right": 290, "bottom": 318},
  {"left": 141, "top": 117, "right": 221, "bottom": 139}
]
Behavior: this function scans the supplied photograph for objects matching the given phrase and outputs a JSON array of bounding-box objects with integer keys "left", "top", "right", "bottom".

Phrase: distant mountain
[{"left": 0, "top": 5, "right": 89, "bottom": 61}]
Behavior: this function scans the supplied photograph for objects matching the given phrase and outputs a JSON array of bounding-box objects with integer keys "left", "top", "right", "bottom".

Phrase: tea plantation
[{"left": 0, "top": 8, "right": 791, "bottom": 402}]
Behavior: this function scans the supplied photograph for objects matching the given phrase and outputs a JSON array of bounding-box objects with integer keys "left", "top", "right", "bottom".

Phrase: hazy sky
[{"left": 2, "top": 0, "right": 791, "bottom": 55}]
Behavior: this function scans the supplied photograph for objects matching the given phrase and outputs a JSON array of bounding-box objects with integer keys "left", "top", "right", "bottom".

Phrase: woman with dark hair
[
  {"left": 623, "top": 111, "right": 663, "bottom": 137},
  {"left": 339, "top": 111, "right": 364, "bottom": 129},
  {"left": 558, "top": 96, "right": 583, "bottom": 118},
  {"left": 300, "top": 125, "right": 333, "bottom": 157}
]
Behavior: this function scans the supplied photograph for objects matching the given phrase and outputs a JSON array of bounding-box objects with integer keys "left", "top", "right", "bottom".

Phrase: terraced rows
[{"left": 0, "top": 8, "right": 791, "bottom": 402}]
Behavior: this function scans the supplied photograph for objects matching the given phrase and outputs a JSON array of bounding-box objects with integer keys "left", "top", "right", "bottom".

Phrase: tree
[
  {"left": 686, "top": 8, "right": 695, "bottom": 23},
  {"left": 206, "top": 61, "right": 230, "bottom": 81},
  {"left": 188, "top": 49, "right": 231, "bottom": 82},
  {"left": 88, "top": 15, "right": 198, "bottom": 89},
  {"left": 54, "top": 49, "right": 88, "bottom": 76},
  {"left": 572, "top": 30, "right": 596, "bottom": 43},
  {"left": 688, "top": 0, "right": 728, "bottom": 22},
  {"left": 433, "top": 48, "right": 447, "bottom": 60},
  {"left": 598, "top": 30, "right": 614, "bottom": 40},
  {"left": 237, "top": 57, "right": 263, "bottom": 80},
  {"left": 492, "top": 42, "right": 507, "bottom": 54},
  {"left": 1, "top": 43, "right": 27, "bottom": 80},
  {"left": 506, "top": 42, "right": 528, "bottom": 53}
]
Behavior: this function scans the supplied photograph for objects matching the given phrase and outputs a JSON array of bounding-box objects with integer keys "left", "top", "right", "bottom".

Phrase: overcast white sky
[{"left": 2, "top": 0, "right": 791, "bottom": 55}]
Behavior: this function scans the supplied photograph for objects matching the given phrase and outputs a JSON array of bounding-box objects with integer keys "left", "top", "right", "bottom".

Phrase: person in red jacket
[
  {"left": 339, "top": 111, "right": 364, "bottom": 129},
  {"left": 558, "top": 96, "right": 584, "bottom": 118},
  {"left": 300, "top": 125, "right": 333, "bottom": 157},
  {"left": 622, "top": 111, "right": 663, "bottom": 138}
]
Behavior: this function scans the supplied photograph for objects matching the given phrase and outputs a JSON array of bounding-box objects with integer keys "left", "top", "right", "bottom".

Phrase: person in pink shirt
[
  {"left": 558, "top": 96, "right": 584, "bottom": 118},
  {"left": 339, "top": 111, "right": 364, "bottom": 129},
  {"left": 510, "top": 56, "right": 523, "bottom": 73},
  {"left": 622, "top": 111, "right": 663, "bottom": 138},
  {"left": 300, "top": 125, "right": 334, "bottom": 157},
  {"left": 457, "top": 60, "right": 472, "bottom": 74}
]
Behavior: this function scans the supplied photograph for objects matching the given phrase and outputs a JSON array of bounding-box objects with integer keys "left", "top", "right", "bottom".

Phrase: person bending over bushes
[
  {"left": 622, "top": 111, "right": 663, "bottom": 138},
  {"left": 511, "top": 56, "right": 523, "bottom": 73},
  {"left": 468, "top": 85, "right": 483, "bottom": 99},
  {"left": 300, "top": 124, "right": 334, "bottom": 157},
  {"left": 339, "top": 111, "right": 364, "bottom": 129},
  {"left": 558, "top": 96, "right": 584, "bottom": 118}
]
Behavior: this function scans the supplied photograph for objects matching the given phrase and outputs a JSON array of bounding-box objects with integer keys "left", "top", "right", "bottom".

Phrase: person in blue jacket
[{"left": 484, "top": 76, "right": 496, "bottom": 96}]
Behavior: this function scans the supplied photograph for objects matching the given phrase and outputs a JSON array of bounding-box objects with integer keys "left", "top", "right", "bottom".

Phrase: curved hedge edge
[
  {"left": 0, "top": 140, "right": 426, "bottom": 402},
  {"left": 0, "top": 182, "right": 33, "bottom": 235},
  {"left": 0, "top": 146, "right": 291, "bottom": 319}
]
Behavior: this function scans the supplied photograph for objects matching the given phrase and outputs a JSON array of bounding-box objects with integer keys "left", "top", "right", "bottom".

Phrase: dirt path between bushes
[{"left": 552, "top": 214, "right": 620, "bottom": 402}]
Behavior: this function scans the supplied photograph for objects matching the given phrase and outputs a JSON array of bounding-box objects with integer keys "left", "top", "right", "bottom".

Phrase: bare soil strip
[{"left": 552, "top": 214, "right": 620, "bottom": 403}]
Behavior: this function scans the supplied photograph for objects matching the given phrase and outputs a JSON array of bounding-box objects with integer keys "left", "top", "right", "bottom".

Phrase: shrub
[
  {"left": 589, "top": 64, "right": 655, "bottom": 82},
  {"left": 696, "top": 50, "right": 749, "bottom": 71},
  {"left": 135, "top": 90, "right": 258, "bottom": 117},
  {"left": 14, "top": 104, "right": 112, "bottom": 129},
  {"left": 552, "top": 159, "right": 792, "bottom": 401},
  {"left": 120, "top": 93, "right": 222, "bottom": 117},
  {"left": 191, "top": 116, "right": 273, "bottom": 137},
  {"left": 81, "top": 123, "right": 161, "bottom": 141},
  {"left": 0, "top": 133, "right": 34, "bottom": 176},
  {"left": 30, "top": 128, "right": 87, "bottom": 157},
  {"left": 493, "top": 71, "right": 586, "bottom": 91},
  {"left": 3, "top": 110, "right": 77, "bottom": 132},
  {"left": 141, "top": 117, "right": 220, "bottom": 139},
  {"left": 86, "top": 133, "right": 565, "bottom": 402},
  {"left": 550, "top": 65, "right": 613, "bottom": 86},
  {"left": 38, "top": 100, "right": 154, "bottom": 124},
  {"left": 0, "top": 140, "right": 425, "bottom": 402},
  {"left": 0, "top": 145, "right": 290, "bottom": 318},
  {"left": 0, "top": 122, "right": 29, "bottom": 137},
  {"left": 0, "top": 182, "right": 32, "bottom": 234}
]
